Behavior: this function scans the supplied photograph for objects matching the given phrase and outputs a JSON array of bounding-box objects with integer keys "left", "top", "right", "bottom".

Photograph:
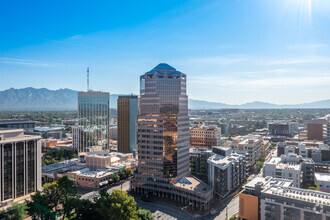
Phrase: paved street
[
  {"left": 80, "top": 179, "right": 131, "bottom": 201},
  {"left": 135, "top": 197, "right": 192, "bottom": 220},
  {"left": 213, "top": 196, "right": 239, "bottom": 220}
]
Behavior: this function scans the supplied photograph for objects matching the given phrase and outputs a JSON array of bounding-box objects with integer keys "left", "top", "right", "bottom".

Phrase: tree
[
  {"left": 123, "top": 168, "right": 133, "bottom": 177},
  {"left": 119, "top": 171, "right": 127, "bottom": 180},
  {"left": 27, "top": 176, "right": 77, "bottom": 220},
  {"left": 69, "top": 198, "right": 99, "bottom": 220},
  {"left": 256, "top": 161, "right": 264, "bottom": 171},
  {"left": 95, "top": 189, "right": 139, "bottom": 220},
  {"left": 137, "top": 208, "right": 154, "bottom": 220},
  {"left": 109, "top": 190, "right": 139, "bottom": 220},
  {"left": 111, "top": 173, "right": 120, "bottom": 183},
  {"left": 26, "top": 191, "right": 55, "bottom": 220},
  {"left": 57, "top": 176, "right": 78, "bottom": 220},
  {"left": 1, "top": 202, "right": 28, "bottom": 220}
]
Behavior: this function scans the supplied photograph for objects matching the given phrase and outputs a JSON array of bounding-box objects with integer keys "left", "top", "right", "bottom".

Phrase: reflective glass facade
[
  {"left": 78, "top": 91, "right": 109, "bottom": 153},
  {"left": 135, "top": 63, "right": 189, "bottom": 185},
  {"left": 118, "top": 95, "right": 138, "bottom": 154}
]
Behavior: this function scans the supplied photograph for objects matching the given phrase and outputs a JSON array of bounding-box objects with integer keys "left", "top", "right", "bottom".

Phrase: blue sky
[{"left": 1, "top": 0, "right": 330, "bottom": 105}]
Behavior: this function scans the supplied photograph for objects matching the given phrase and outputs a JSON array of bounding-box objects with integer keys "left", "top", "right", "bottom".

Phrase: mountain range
[{"left": 0, "top": 87, "right": 329, "bottom": 111}]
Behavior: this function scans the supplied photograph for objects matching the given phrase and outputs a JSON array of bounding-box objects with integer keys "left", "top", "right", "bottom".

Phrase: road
[
  {"left": 135, "top": 198, "right": 192, "bottom": 220},
  {"left": 80, "top": 180, "right": 131, "bottom": 200},
  {"left": 213, "top": 196, "right": 239, "bottom": 220},
  {"left": 79, "top": 179, "right": 241, "bottom": 220}
]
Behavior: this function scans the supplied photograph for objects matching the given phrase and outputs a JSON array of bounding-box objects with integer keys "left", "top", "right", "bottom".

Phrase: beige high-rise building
[{"left": 0, "top": 129, "right": 42, "bottom": 206}]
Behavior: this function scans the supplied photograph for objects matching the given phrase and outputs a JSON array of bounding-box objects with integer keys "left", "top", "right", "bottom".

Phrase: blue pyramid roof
[
  {"left": 154, "top": 63, "right": 176, "bottom": 70},
  {"left": 145, "top": 69, "right": 160, "bottom": 74}
]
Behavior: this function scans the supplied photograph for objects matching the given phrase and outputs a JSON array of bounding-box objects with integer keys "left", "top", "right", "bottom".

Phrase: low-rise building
[
  {"left": 208, "top": 147, "right": 247, "bottom": 198},
  {"left": 85, "top": 151, "right": 135, "bottom": 169},
  {"left": 315, "top": 173, "right": 330, "bottom": 192},
  {"left": 0, "top": 119, "right": 35, "bottom": 131},
  {"left": 277, "top": 140, "right": 330, "bottom": 162},
  {"left": 190, "top": 122, "right": 221, "bottom": 148},
  {"left": 224, "top": 135, "right": 263, "bottom": 169},
  {"left": 42, "top": 159, "right": 85, "bottom": 184},
  {"left": 263, "top": 154, "right": 315, "bottom": 187},
  {"left": 239, "top": 176, "right": 293, "bottom": 220},
  {"left": 260, "top": 185, "right": 330, "bottom": 220}
]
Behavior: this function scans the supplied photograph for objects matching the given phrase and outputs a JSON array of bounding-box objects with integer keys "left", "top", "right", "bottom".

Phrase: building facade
[
  {"left": 0, "top": 120, "right": 35, "bottom": 131},
  {"left": 267, "top": 121, "right": 298, "bottom": 137},
  {"left": 132, "top": 63, "right": 212, "bottom": 211},
  {"left": 0, "top": 129, "right": 42, "bottom": 206},
  {"left": 189, "top": 147, "right": 213, "bottom": 183},
  {"left": 239, "top": 177, "right": 293, "bottom": 220},
  {"left": 78, "top": 91, "right": 109, "bottom": 153},
  {"left": 260, "top": 185, "right": 330, "bottom": 220},
  {"left": 263, "top": 154, "right": 315, "bottom": 187},
  {"left": 117, "top": 95, "right": 138, "bottom": 154},
  {"left": 208, "top": 147, "right": 247, "bottom": 198},
  {"left": 190, "top": 122, "right": 221, "bottom": 148},
  {"left": 307, "top": 119, "right": 327, "bottom": 141}
]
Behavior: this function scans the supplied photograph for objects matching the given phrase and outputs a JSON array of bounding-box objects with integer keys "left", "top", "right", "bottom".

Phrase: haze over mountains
[{"left": 0, "top": 87, "right": 329, "bottom": 111}]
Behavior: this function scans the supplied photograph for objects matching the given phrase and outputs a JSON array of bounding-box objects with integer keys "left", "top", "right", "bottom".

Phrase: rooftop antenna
[{"left": 87, "top": 67, "right": 89, "bottom": 92}]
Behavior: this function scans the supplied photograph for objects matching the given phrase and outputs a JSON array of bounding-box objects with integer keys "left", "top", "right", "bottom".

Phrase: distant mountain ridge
[{"left": 0, "top": 87, "right": 329, "bottom": 111}]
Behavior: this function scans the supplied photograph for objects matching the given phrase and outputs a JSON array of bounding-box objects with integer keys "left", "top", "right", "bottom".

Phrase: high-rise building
[
  {"left": 189, "top": 147, "right": 213, "bottom": 183},
  {"left": 117, "top": 95, "right": 138, "bottom": 154},
  {"left": 132, "top": 63, "right": 212, "bottom": 211},
  {"left": 306, "top": 119, "right": 327, "bottom": 141},
  {"left": 0, "top": 129, "right": 42, "bottom": 206},
  {"left": 267, "top": 121, "right": 298, "bottom": 137},
  {"left": 208, "top": 147, "right": 247, "bottom": 198},
  {"left": 78, "top": 91, "right": 109, "bottom": 154}
]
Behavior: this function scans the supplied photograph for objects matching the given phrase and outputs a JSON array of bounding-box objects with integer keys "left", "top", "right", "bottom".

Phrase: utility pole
[
  {"left": 226, "top": 205, "right": 228, "bottom": 220},
  {"left": 87, "top": 67, "right": 89, "bottom": 92}
]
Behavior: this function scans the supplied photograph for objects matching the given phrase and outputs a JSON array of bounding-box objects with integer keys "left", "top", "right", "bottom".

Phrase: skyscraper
[
  {"left": 78, "top": 91, "right": 109, "bottom": 153},
  {"left": 137, "top": 63, "right": 189, "bottom": 181},
  {"left": 0, "top": 129, "right": 42, "bottom": 205},
  {"left": 117, "top": 95, "right": 138, "bottom": 154},
  {"left": 132, "top": 64, "right": 212, "bottom": 210}
]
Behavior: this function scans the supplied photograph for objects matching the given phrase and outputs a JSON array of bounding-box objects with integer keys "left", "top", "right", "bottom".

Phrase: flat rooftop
[
  {"left": 263, "top": 185, "right": 330, "bottom": 206},
  {"left": 189, "top": 147, "right": 212, "bottom": 154},
  {"left": 72, "top": 168, "right": 117, "bottom": 178},
  {"left": 244, "top": 177, "right": 293, "bottom": 191},
  {"left": 174, "top": 176, "right": 212, "bottom": 194},
  {"left": 208, "top": 153, "right": 242, "bottom": 168},
  {"left": 42, "top": 159, "right": 84, "bottom": 174},
  {"left": 315, "top": 173, "right": 330, "bottom": 182}
]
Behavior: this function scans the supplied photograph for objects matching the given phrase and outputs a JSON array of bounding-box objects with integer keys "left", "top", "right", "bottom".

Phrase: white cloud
[
  {"left": 0, "top": 58, "right": 82, "bottom": 68},
  {"left": 269, "top": 56, "right": 330, "bottom": 65}
]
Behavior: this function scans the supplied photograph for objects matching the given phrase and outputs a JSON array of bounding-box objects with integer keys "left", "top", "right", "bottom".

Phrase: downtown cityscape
[{"left": 1, "top": 1, "right": 330, "bottom": 220}]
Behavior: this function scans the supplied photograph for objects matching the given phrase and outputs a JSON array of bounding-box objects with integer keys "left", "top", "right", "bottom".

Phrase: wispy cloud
[
  {"left": 287, "top": 44, "right": 327, "bottom": 50},
  {"left": 268, "top": 56, "right": 330, "bottom": 65},
  {"left": 190, "top": 75, "right": 330, "bottom": 88},
  {"left": 0, "top": 58, "right": 83, "bottom": 68},
  {"left": 183, "top": 56, "right": 246, "bottom": 66}
]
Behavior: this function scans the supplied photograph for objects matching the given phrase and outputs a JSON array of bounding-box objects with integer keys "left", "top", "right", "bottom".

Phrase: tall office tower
[
  {"left": 136, "top": 63, "right": 189, "bottom": 182},
  {"left": 133, "top": 64, "right": 212, "bottom": 210},
  {"left": 307, "top": 119, "right": 327, "bottom": 141},
  {"left": 0, "top": 129, "right": 42, "bottom": 206},
  {"left": 78, "top": 91, "right": 109, "bottom": 153},
  {"left": 117, "top": 95, "right": 138, "bottom": 154}
]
